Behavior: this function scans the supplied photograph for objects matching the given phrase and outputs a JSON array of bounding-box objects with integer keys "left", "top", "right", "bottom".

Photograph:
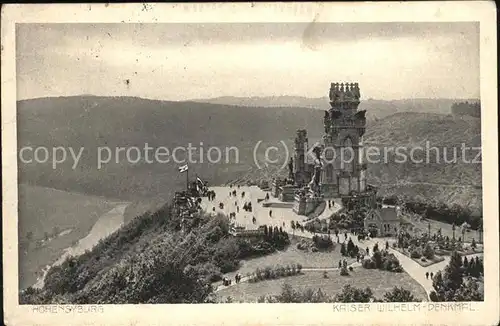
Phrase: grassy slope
[
  {"left": 215, "top": 236, "right": 357, "bottom": 285},
  {"left": 216, "top": 268, "right": 428, "bottom": 303},
  {"left": 18, "top": 184, "right": 121, "bottom": 289}
]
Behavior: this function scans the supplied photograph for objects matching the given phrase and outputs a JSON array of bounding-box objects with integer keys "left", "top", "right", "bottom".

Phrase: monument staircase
[{"left": 304, "top": 200, "right": 326, "bottom": 221}]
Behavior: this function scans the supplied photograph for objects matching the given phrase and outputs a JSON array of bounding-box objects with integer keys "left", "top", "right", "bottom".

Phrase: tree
[
  {"left": 453, "top": 278, "right": 483, "bottom": 301},
  {"left": 340, "top": 243, "right": 347, "bottom": 256},
  {"left": 372, "top": 250, "right": 383, "bottom": 269},
  {"left": 276, "top": 283, "right": 301, "bottom": 303},
  {"left": 444, "top": 251, "right": 464, "bottom": 291},
  {"left": 430, "top": 251, "right": 483, "bottom": 302},
  {"left": 383, "top": 287, "right": 420, "bottom": 302},
  {"left": 334, "top": 285, "right": 374, "bottom": 303},
  {"left": 423, "top": 243, "right": 435, "bottom": 260},
  {"left": 347, "top": 239, "right": 355, "bottom": 255}
]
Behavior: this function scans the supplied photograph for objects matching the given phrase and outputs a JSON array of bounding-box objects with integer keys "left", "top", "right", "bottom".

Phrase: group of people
[
  {"left": 338, "top": 259, "right": 348, "bottom": 269},
  {"left": 242, "top": 202, "right": 252, "bottom": 212},
  {"left": 222, "top": 273, "right": 243, "bottom": 287},
  {"left": 425, "top": 271, "right": 434, "bottom": 280},
  {"left": 206, "top": 190, "right": 216, "bottom": 201},
  {"left": 222, "top": 277, "right": 232, "bottom": 286}
]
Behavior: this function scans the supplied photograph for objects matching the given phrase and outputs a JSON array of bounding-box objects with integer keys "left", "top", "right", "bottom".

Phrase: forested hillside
[{"left": 20, "top": 205, "right": 290, "bottom": 304}]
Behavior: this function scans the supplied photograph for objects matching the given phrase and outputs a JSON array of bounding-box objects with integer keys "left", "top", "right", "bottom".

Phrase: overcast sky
[{"left": 16, "top": 22, "right": 480, "bottom": 101}]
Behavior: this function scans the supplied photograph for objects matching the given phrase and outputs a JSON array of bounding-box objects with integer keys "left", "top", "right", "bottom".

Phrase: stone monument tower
[
  {"left": 293, "top": 129, "right": 310, "bottom": 187},
  {"left": 320, "top": 82, "right": 367, "bottom": 197}
]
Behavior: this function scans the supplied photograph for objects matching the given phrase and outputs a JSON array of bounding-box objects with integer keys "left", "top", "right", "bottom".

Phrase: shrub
[
  {"left": 340, "top": 266, "right": 349, "bottom": 276},
  {"left": 312, "top": 235, "right": 334, "bottom": 250},
  {"left": 423, "top": 243, "right": 435, "bottom": 259},
  {"left": 362, "top": 250, "right": 402, "bottom": 272},
  {"left": 410, "top": 249, "right": 422, "bottom": 259},
  {"left": 393, "top": 265, "right": 404, "bottom": 273},
  {"left": 349, "top": 266, "right": 354, "bottom": 272},
  {"left": 249, "top": 263, "right": 302, "bottom": 283},
  {"left": 362, "top": 259, "right": 375, "bottom": 269}
]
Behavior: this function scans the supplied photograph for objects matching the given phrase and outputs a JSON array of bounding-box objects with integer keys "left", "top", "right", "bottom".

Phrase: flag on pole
[{"left": 178, "top": 164, "right": 189, "bottom": 173}]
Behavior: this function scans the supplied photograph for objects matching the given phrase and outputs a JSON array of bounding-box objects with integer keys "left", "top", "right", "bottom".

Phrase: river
[{"left": 33, "top": 203, "right": 129, "bottom": 289}]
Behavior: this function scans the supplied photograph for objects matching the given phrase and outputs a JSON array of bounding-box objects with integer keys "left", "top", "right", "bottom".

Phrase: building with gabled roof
[{"left": 364, "top": 207, "right": 402, "bottom": 237}]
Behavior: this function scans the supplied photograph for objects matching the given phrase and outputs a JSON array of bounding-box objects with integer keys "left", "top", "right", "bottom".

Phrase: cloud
[{"left": 16, "top": 22, "right": 480, "bottom": 100}]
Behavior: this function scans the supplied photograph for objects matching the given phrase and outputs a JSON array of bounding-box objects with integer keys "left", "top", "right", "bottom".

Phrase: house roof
[
  {"left": 379, "top": 207, "right": 400, "bottom": 221},
  {"left": 366, "top": 207, "right": 400, "bottom": 222}
]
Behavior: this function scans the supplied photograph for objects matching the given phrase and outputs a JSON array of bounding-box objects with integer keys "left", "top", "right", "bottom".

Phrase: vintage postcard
[{"left": 2, "top": 2, "right": 499, "bottom": 325}]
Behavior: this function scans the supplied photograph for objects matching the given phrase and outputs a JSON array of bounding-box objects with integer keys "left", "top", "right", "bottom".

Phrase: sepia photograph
[{"left": 2, "top": 2, "right": 498, "bottom": 326}]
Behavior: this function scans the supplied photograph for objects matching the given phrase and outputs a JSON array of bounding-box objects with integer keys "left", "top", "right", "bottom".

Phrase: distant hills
[
  {"left": 17, "top": 95, "right": 482, "bottom": 215},
  {"left": 191, "top": 96, "right": 480, "bottom": 120}
]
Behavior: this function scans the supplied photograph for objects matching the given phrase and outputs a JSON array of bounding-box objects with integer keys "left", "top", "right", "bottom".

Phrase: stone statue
[
  {"left": 313, "top": 164, "right": 321, "bottom": 185},
  {"left": 307, "top": 163, "right": 322, "bottom": 196},
  {"left": 312, "top": 145, "right": 322, "bottom": 161}
]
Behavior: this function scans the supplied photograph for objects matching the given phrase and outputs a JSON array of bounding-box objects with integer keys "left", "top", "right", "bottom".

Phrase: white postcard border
[{"left": 2, "top": 2, "right": 498, "bottom": 325}]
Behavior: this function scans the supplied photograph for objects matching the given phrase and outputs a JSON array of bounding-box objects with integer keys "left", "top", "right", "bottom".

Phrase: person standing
[{"left": 425, "top": 272, "right": 429, "bottom": 279}]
